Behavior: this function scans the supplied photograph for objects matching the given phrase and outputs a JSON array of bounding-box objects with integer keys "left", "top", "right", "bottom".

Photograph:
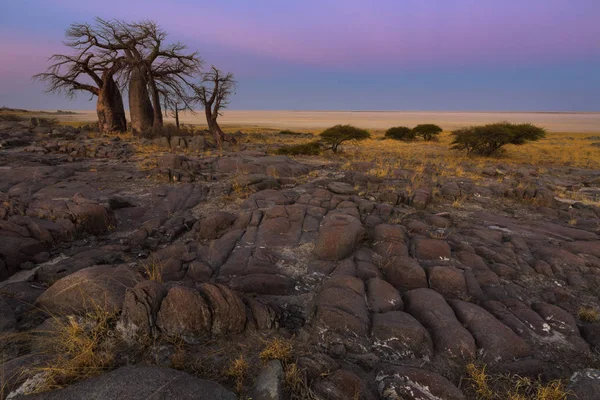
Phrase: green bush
[
  {"left": 412, "top": 124, "right": 442, "bottom": 141},
  {"left": 276, "top": 141, "right": 321, "bottom": 156},
  {"left": 385, "top": 126, "right": 415, "bottom": 141},
  {"left": 319, "top": 124, "right": 370, "bottom": 153},
  {"left": 451, "top": 122, "right": 546, "bottom": 156}
]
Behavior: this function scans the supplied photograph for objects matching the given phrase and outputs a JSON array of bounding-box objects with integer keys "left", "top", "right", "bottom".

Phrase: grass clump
[
  {"left": 225, "top": 356, "right": 249, "bottom": 393},
  {"left": 33, "top": 305, "right": 118, "bottom": 392},
  {"left": 465, "top": 363, "right": 571, "bottom": 400},
  {"left": 578, "top": 307, "right": 599, "bottom": 322},
  {"left": 276, "top": 141, "right": 321, "bottom": 156},
  {"left": 259, "top": 337, "right": 293, "bottom": 363},
  {"left": 142, "top": 257, "right": 164, "bottom": 283}
]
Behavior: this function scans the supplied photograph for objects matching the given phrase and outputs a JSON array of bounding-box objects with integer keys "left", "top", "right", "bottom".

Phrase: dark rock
[
  {"left": 371, "top": 311, "right": 433, "bottom": 360},
  {"left": 413, "top": 238, "right": 451, "bottom": 261},
  {"left": 313, "top": 213, "right": 363, "bottom": 261},
  {"left": 198, "top": 212, "right": 237, "bottom": 240},
  {"left": 228, "top": 274, "right": 294, "bottom": 295},
  {"left": 35, "top": 265, "right": 140, "bottom": 315},
  {"left": 568, "top": 369, "right": 600, "bottom": 400},
  {"left": 366, "top": 278, "right": 402, "bottom": 313},
  {"left": 119, "top": 280, "right": 168, "bottom": 340},
  {"left": 449, "top": 299, "right": 531, "bottom": 362},
  {"left": 248, "top": 360, "right": 284, "bottom": 400},
  {"left": 403, "top": 288, "right": 476, "bottom": 359},
  {"left": 427, "top": 266, "right": 467, "bottom": 299},
  {"left": 18, "top": 365, "right": 237, "bottom": 399},
  {"left": 381, "top": 256, "right": 428, "bottom": 292},
  {"left": 156, "top": 286, "right": 211, "bottom": 339},
  {"left": 376, "top": 366, "right": 465, "bottom": 400}
]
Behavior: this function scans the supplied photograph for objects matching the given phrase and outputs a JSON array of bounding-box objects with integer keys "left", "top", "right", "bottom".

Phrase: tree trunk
[
  {"left": 147, "top": 72, "right": 163, "bottom": 135},
  {"left": 128, "top": 65, "right": 154, "bottom": 136},
  {"left": 174, "top": 104, "right": 180, "bottom": 129},
  {"left": 96, "top": 75, "right": 126, "bottom": 133},
  {"left": 205, "top": 106, "right": 223, "bottom": 147}
]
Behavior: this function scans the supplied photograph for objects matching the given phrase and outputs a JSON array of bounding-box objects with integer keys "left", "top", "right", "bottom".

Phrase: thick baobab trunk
[
  {"left": 205, "top": 106, "right": 225, "bottom": 146},
  {"left": 147, "top": 73, "right": 163, "bottom": 134},
  {"left": 128, "top": 65, "right": 154, "bottom": 136},
  {"left": 96, "top": 75, "right": 126, "bottom": 133}
]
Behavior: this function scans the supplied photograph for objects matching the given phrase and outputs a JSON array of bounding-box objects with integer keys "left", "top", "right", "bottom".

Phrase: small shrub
[
  {"left": 385, "top": 126, "right": 415, "bottom": 141},
  {"left": 276, "top": 141, "right": 321, "bottom": 156},
  {"left": 578, "top": 307, "right": 599, "bottom": 322},
  {"left": 451, "top": 122, "right": 546, "bottom": 156},
  {"left": 319, "top": 124, "right": 370, "bottom": 153},
  {"left": 278, "top": 129, "right": 305, "bottom": 136},
  {"left": 412, "top": 124, "right": 442, "bottom": 141}
]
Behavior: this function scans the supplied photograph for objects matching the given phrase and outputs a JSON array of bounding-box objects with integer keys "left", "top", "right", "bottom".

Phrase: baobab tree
[
  {"left": 34, "top": 53, "right": 127, "bottom": 133},
  {"left": 64, "top": 18, "right": 201, "bottom": 135},
  {"left": 193, "top": 66, "right": 236, "bottom": 146}
]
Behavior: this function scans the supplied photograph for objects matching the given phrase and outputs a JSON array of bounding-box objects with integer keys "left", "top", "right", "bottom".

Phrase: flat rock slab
[{"left": 18, "top": 365, "right": 237, "bottom": 400}]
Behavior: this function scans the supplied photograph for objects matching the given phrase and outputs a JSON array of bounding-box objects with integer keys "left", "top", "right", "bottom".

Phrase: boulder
[
  {"left": 17, "top": 365, "right": 237, "bottom": 399},
  {"left": 381, "top": 256, "right": 428, "bottom": 292},
  {"left": 413, "top": 238, "right": 451, "bottom": 261},
  {"left": 449, "top": 299, "right": 531, "bottom": 362},
  {"left": 313, "top": 213, "right": 363, "bottom": 261},
  {"left": 371, "top": 311, "right": 433, "bottom": 360},
  {"left": 156, "top": 286, "right": 212, "bottom": 339},
  {"left": 403, "top": 288, "right": 476, "bottom": 359},
  {"left": 35, "top": 265, "right": 140, "bottom": 315},
  {"left": 119, "top": 280, "right": 168, "bottom": 340},
  {"left": 247, "top": 360, "right": 284, "bottom": 400},
  {"left": 427, "top": 266, "right": 467, "bottom": 299},
  {"left": 376, "top": 366, "right": 465, "bottom": 400},
  {"left": 366, "top": 278, "right": 402, "bottom": 313}
]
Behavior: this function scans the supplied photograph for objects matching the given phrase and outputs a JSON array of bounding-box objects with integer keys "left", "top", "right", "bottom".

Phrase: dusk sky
[{"left": 1, "top": 0, "right": 599, "bottom": 111}]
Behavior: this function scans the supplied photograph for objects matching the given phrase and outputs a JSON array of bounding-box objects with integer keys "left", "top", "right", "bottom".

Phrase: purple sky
[{"left": 1, "top": 0, "right": 599, "bottom": 111}]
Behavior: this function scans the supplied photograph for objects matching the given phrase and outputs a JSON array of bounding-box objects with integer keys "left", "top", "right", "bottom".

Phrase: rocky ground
[{"left": 1, "top": 117, "right": 600, "bottom": 399}]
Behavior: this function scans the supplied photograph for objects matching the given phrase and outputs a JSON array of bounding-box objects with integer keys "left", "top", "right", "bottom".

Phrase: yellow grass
[
  {"left": 466, "top": 363, "right": 571, "bottom": 400},
  {"left": 578, "top": 307, "right": 600, "bottom": 323},
  {"left": 32, "top": 305, "right": 118, "bottom": 393},
  {"left": 225, "top": 356, "right": 248, "bottom": 393},
  {"left": 259, "top": 337, "right": 294, "bottom": 363}
]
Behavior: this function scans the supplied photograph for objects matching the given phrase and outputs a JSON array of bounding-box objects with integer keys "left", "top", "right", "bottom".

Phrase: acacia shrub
[
  {"left": 319, "top": 124, "right": 370, "bottom": 153},
  {"left": 412, "top": 124, "right": 442, "bottom": 141},
  {"left": 385, "top": 126, "right": 415, "bottom": 141},
  {"left": 451, "top": 122, "right": 546, "bottom": 156}
]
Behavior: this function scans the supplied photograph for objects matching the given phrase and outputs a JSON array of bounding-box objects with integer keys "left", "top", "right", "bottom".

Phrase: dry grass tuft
[
  {"left": 225, "top": 356, "right": 248, "bottom": 393},
  {"left": 465, "top": 363, "right": 571, "bottom": 400},
  {"left": 578, "top": 307, "right": 599, "bottom": 323},
  {"left": 32, "top": 305, "right": 118, "bottom": 392},
  {"left": 142, "top": 257, "right": 164, "bottom": 283},
  {"left": 467, "top": 363, "right": 494, "bottom": 399},
  {"left": 259, "top": 337, "right": 294, "bottom": 363}
]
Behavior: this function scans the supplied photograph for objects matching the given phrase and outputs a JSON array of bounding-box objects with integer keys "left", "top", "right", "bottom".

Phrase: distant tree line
[{"left": 34, "top": 18, "right": 235, "bottom": 146}]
